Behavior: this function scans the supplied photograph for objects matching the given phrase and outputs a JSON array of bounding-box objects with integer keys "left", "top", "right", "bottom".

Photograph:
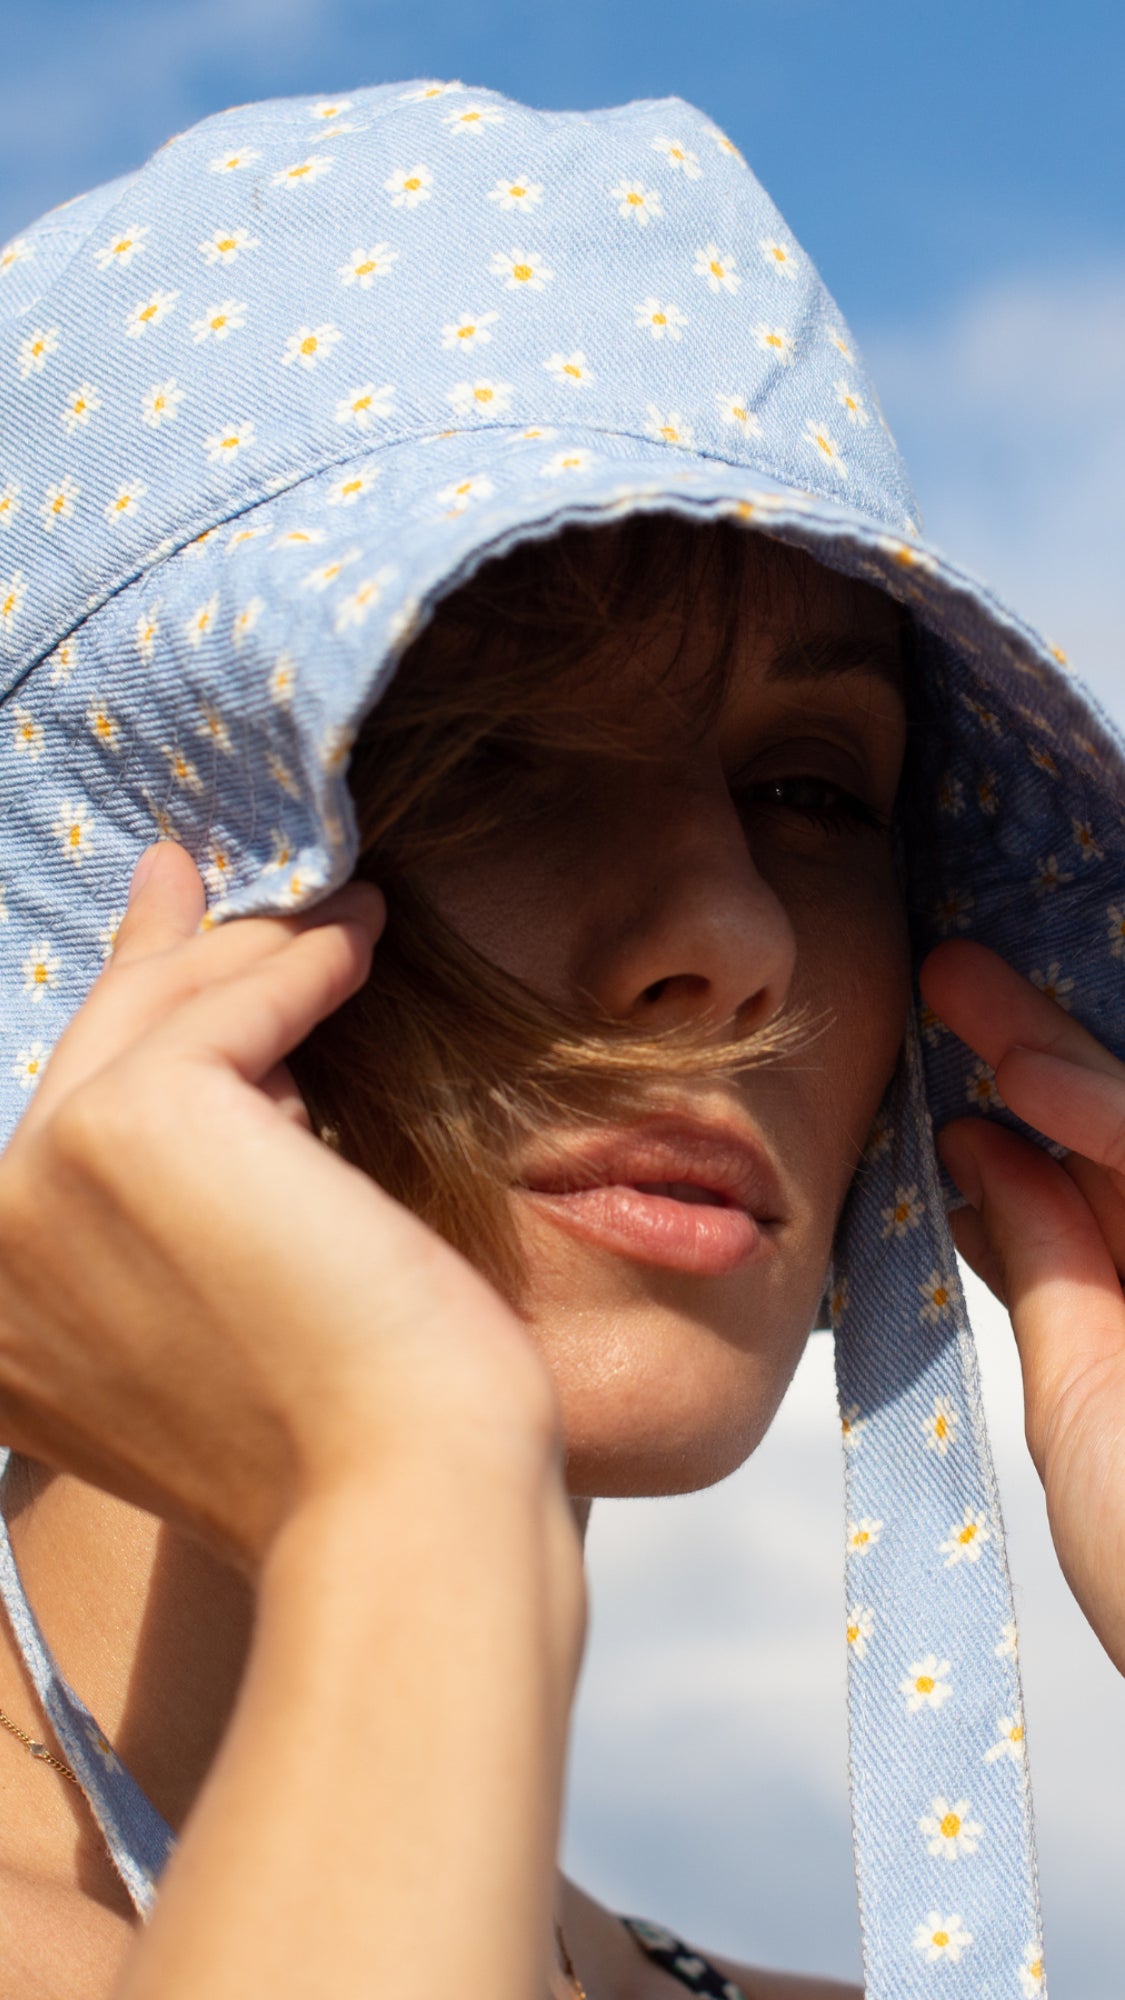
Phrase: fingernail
[
  {"left": 936, "top": 1127, "right": 983, "bottom": 1211},
  {"left": 129, "top": 845, "right": 161, "bottom": 899}
]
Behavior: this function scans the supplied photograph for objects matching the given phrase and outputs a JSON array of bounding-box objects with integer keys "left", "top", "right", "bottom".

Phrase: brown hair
[{"left": 290, "top": 517, "right": 854, "bottom": 1304}]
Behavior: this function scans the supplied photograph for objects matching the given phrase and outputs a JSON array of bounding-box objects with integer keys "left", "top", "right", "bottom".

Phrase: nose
[{"left": 577, "top": 773, "right": 798, "bottom": 1039}]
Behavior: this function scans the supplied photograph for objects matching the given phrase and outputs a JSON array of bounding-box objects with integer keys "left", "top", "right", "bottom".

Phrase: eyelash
[{"left": 733, "top": 775, "right": 890, "bottom": 837}]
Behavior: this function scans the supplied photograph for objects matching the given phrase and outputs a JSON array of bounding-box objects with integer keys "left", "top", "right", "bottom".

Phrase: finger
[
  {"left": 110, "top": 840, "right": 208, "bottom": 965},
  {"left": 921, "top": 940, "right": 1125, "bottom": 1084},
  {"left": 995, "top": 1045, "right": 1125, "bottom": 1182},
  {"left": 937, "top": 1118, "right": 1125, "bottom": 1466},
  {"left": 259, "top": 1060, "right": 314, "bottom": 1130},
  {"left": 947, "top": 1202, "right": 1009, "bottom": 1307}
]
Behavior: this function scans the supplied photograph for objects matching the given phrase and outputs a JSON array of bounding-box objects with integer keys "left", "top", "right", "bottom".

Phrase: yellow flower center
[
  {"left": 559, "top": 456, "right": 581, "bottom": 468},
  {"left": 300, "top": 335, "right": 318, "bottom": 356},
  {"left": 211, "top": 314, "right": 227, "bottom": 330},
  {"left": 1010, "top": 1724, "right": 1024, "bottom": 1743},
  {"left": 932, "top": 1931, "right": 949, "bottom": 1950},
  {"left": 404, "top": 176, "right": 421, "bottom": 191},
  {"left": 653, "top": 311, "right": 666, "bottom": 325},
  {"left": 353, "top": 395, "right": 372, "bottom": 413},
  {"left": 510, "top": 184, "right": 526, "bottom": 197},
  {"left": 814, "top": 432, "right": 833, "bottom": 456},
  {"left": 217, "top": 236, "right": 237, "bottom": 253},
  {"left": 94, "top": 714, "right": 113, "bottom": 739},
  {"left": 26, "top": 1057, "right": 40, "bottom": 1077},
  {"left": 844, "top": 395, "right": 858, "bottom": 411},
  {"left": 894, "top": 1202, "right": 910, "bottom": 1224},
  {"left": 670, "top": 146, "right": 684, "bottom": 160},
  {"left": 563, "top": 364, "right": 581, "bottom": 378},
  {"left": 4, "top": 593, "right": 19, "bottom": 618},
  {"left": 153, "top": 395, "right": 165, "bottom": 413},
  {"left": 626, "top": 191, "right": 643, "bottom": 206},
  {"left": 771, "top": 245, "right": 788, "bottom": 264},
  {"left": 660, "top": 426, "right": 679, "bottom": 441},
  {"left": 732, "top": 405, "right": 747, "bottom": 423},
  {"left": 765, "top": 333, "right": 783, "bottom": 349},
  {"left": 457, "top": 323, "right": 476, "bottom": 339},
  {"left": 846, "top": 1624, "right": 859, "bottom": 1645},
  {"left": 139, "top": 304, "right": 157, "bottom": 323},
  {"left": 32, "top": 339, "right": 45, "bottom": 356},
  {"left": 114, "top": 493, "right": 130, "bottom": 512},
  {"left": 355, "top": 259, "right": 376, "bottom": 277},
  {"left": 709, "top": 260, "right": 723, "bottom": 278},
  {"left": 219, "top": 434, "right": 238, "bottom": 451},
  {"left": 51, "top": 494, "right": 65, "bottom": 514},
  {"left": 959, "top": 1523, "right": 978, "bottom": 1545},
  {"left": 854, "top": 1529, "right": 869, "bottom": 1547},
  {"left": 68, "top": 824, "right": 81, "bottom": 848},
  {"left": 513, "top": 262, "right": 533, "bottom": 282},
  {"left": 461, "top": 111, "right": 481, "bottom": 124},
  {"left": 939, "top": 1812, "right": 961, "bottom": 1839},
  {"left": 1028, "top": 1958, "right": 1042, "bottom": 1978},
  {"left": 290, "top": 164, "right": 311, "bottom": 179},
  {"left": 934, "top": 1414, "right": 948, "bottom": 1440},
  {"left": 916, "top": 1675, "right": 935, "bottom": 1695},
  {"left": 32, "top": 962, "right": 48, "bottom": 986},
  {"left": 474, "top": 386, "right": 494, "bottom": 402},
  {"left": 455, "top": 482, "right": 472, "bottom": 496},
  {"left": 340, "top": 478, "right": 363, "bottom": 498},
  {"left": 74, "top": 397, "right": 86, "bottom": 415}
]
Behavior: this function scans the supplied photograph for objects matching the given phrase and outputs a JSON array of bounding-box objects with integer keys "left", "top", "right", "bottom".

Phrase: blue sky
[{"left": 5, "top": 6, "right": 1125, "bottom": 1994}]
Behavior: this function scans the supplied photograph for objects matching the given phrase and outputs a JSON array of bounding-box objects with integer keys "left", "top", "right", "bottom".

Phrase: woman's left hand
[{"left": 921, "top": 939, "right": 1125, "bottom": 1676}]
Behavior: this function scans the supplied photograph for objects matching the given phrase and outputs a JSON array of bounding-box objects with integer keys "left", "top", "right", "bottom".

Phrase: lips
[{"left": 513, "top": 1116, "right": 784, "bottom": 1276}]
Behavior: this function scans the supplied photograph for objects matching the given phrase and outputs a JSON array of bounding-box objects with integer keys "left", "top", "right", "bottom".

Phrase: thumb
[
  {"left": 110, "top": 840, "right": 208, "bottom": 965},
  {"left": 937, "top": 1118, "right": 1125, "bottom": 1469}
]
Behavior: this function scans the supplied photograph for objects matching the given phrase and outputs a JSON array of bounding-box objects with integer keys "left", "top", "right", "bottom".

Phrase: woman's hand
[
  {"left": 0, "top": 841, "right": 562, "bottom": 1571},
  {"left": 921, "top": 940, "right": 1125, "bottom": 1674}
]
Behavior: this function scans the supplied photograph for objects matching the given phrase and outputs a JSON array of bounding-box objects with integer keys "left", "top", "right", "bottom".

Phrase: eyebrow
[{"left": 765, "top": 634, "right": 907, "bottom": 697}]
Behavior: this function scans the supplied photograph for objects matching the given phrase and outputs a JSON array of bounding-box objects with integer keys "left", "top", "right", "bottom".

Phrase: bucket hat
[{"left": 2, "top": 74, "right": 1120, "bottom": 1997}]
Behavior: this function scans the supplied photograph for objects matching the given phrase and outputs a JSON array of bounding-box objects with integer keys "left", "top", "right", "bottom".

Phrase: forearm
[{"left": 113, "top": 1442, "right": 585, "bottom": 2000}]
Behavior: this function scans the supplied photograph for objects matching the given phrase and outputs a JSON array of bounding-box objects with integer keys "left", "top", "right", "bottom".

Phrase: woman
[{"left": 0, "top": 77, "right": 1121, "bottom": 1999}]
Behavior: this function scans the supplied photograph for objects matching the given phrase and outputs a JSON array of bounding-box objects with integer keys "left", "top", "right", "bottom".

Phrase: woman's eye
[{"left": 734, "top": 774, "right": 889, "bottom": 835}]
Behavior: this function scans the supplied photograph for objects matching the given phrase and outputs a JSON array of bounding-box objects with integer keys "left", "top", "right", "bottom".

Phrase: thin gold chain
[
  {"left": 555, "top": 1921, "right": 589, "bottom": 2000},
  {"left": 0, "top": 1703, "right": 80, "bottom": 1786}
]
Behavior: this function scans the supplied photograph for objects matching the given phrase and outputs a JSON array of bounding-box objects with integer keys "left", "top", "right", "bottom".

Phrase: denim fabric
[{"left": 1, "top": 76, "right": 1118, "bottom": 1994}]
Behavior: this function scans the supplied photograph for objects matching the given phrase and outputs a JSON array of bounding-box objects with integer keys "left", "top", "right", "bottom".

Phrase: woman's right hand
[{"left": 0, "top": 840, "right": 562, "bottom": 1571}]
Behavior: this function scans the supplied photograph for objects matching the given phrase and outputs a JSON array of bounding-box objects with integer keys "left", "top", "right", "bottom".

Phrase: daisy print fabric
[{"left": 1, "top": 72, "right": 1123, "bottom": 1993}]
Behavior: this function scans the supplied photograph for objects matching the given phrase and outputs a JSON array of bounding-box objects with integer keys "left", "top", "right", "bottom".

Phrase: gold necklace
[
  {"left": 0, "top": 1703, "right": 80, "bottom": 1786},
  {"left": 555, "top": 1920, "right": 589, "bottom": 2000}
]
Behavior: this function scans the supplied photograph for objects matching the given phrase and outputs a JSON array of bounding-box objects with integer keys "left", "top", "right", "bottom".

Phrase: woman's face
[{"left": 412, "top": 546, "right": 911, "bottom": 1497}]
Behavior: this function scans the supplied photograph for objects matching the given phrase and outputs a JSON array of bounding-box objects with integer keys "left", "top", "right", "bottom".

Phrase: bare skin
[{"left": 0, "top": 550, "right": 1122, "bottom": 1995}]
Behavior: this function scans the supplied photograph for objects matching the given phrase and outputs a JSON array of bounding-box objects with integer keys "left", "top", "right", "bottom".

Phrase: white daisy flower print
[
  {"left": 141, "top": 378, "right": 184, "bottom": 428},
  {"left": 694, "top": 243, "right": 740, "bottom": 294},
  {"left": 203, "top": 420, "right": 255, "bottom": 464},
  {"left": 0, "top": 572, "right": 27, "bottom": 632},
  {"left": 984, "top": 1710, "right": 1026, "bottom": 1764},
  {"left": 163, "top": 746, "right": 204, "bottom": 793},
  {"left": 635, "top": 297, "right": 687, "bottom": 341},
  {"left": 230, "top": 597, "right": 264, "bottom": 648},
  {"left": 49, "top": 639, "right": 77, "bottom": 684},
  {"left": 960, "top": 691, "right": 1003, "bottom": 735},
  {"left": 996, "top": 1619, "right": 1018, "bottom": 1660},
  {"left": 829, "top": 1275, "right": 850, "bottom": 1319},
  {"left": 398, "top": 79, "right": 462, "bottom": 102},
  {"left": 94, "top": 223, "right": 149, "bottom": 272},
  {"left": 184, "top": 594, "right": 219, "bottom": 648},
  {"left": 98, "top": 912, "right": 122, "bottom": 959},
  {"left": 652, "top": 135, "right": 702, "bottom": 178},
  {"left": 195, "top": 705, "right": 233, "bottom": 754},
  {"left": 12, "top": 1042, "right": 48, "bottom": 1092},
  {"left": 319, "top": 724, "right": 355, "bottom": 773},
  {"left": 803, "top": 418, "right": 848, "bottom": 479},
  {"left": 10, "top": 708, "right": 41, "bottom": 760},
  {"left": 447, "top": 378, "right": 514, "bottom": 418},
  {"left": 0, "top": 236, "right": 33, "bottom": 276},
  {"left": 198, "top": 226, "right": 259, "bottom": 266},
  {"left": 53, "top": 800, "right": 93, "bottom": 866},
  {"left": 190, "top": 299, "right": 246, "bottom": 344},
  {"left": 202, "top": 841, "right": 234, "bottom": 897},
  {"left": 281, "top": 323, "right": 342, "bottom": 369},
  {"left": 544, "top": 350, "right": 594, "bottom": 390},
  {"left": 385, "top": 165, "right": 433, "bottom": 208},
  {"left": 751, "top": 324, "right": 795, "bottom": 365},
  {"left": 23, "top": 941, "right": 59, "bottom": 1000},
  {"left": 1034, "top": 853, "right": 1074, "bottom": 896},
  {"left": 977, "top": 771, "right": 999, "bottom": 814},
  {"left": 506, "top": 425, "right": 557, "bottom": 445},
  {"left": 17, "top": 326, "right": 60, "bottom": 376},
  {"left": 611, "top": 180, "right": 664, "bottom": 227},
  {"left": 124, "top": 291, "right": 177, "bottom": 339},
  {"left": 645, "top": 405, "right": 695, "bottom": 448},
  {"left": 966, "top": 1058, "right": 1002, "bottom": 1110},
  {"left": 827, "top": 326, "right": 855, "bottom": 361},
  {"left": 334, "top": 566, "right": 396, "bottom": 632},
  {"left": 924, "top": 1396, "right": 958, "bottom": 1457},
  {"left": 541, "top": 448, "right": 596, "bottom": 476},
  {"left": 835, "top": 380, "right": 870, "bottom": 427},
  {"left": 709, "top": 129, "right": 746, "bottom": 165},
  {"left": 104, "top": 481, "right": 146, "bottom": 525},
  {"left": 335, "top": 382, "right": 395, "bottom": 430},
  {"left": 847, "top": 1517, "right": 883, "bottom": 1556},
  {"left": 900, "top": 1655, "right": 952, "bottom": 1713},
  {"left": 301, "top": 549, "right": 360, "bottom": 592},
  {"left": 135, "top": 608, "right": 160, "bottom": 660},
  {"left": 1019, "top": 1943, "right": 1045, "bottom": 1996},
  {"left": 210, "top": 147, "right": 260, "bottom": 172},
  {"left": 919, "top": 1797, "right": 982, "bottom": 1863},
  {"left": 61, "top": 382, "right": 101, "bottom": 434},
  {"left": 881, "top": 1184, "right": 921, "bottom": 1238},
  {"left": 913, "top": 1913, "right": 972, "bottom": 1965},
  {"left": 940, "top": 1508, "right": 991, "bottom": 1567},
  {"left": 1030, "top": 960, "right": 1075, "bottom": 1009},
  {"left": 936, "top": 771, "right": 964, "bottom": 815},
  {"left": 760, "top": 236, "right": 798, "bottom": 279},
  {"left": 490, "top": 247, "right": 553, "bottom": 291},
  {"left": 338, "top": 243, "right": 397, "bottom": 287},
  {"left": 846, "top": 1605, "right": 874, "bottom": 1659},
  {"left": 40, "top": 476, "right": 79, "bottom": 533},
  {"left": 0, "top": 482, "right": 18, "bottom": 528},
  {"left": 86, "top": 700, "right": 121, "bottom": 752},
  {"left": 1028, "top": 741, "right": 1059, "bottom": 776},
  {"left": 932, "top": 887, "right": 975, "bottom": 935},
  {"left": 1072, "top": 817, "right": 1104, "bottom": 863},
  {"left": 272, "top": 527, "right": 325, "bottom": 550},
  {"left": 266, "top": 753, "right": 300, "bottom": 799},
  {"left": 443, "top": 103, "right": 504, "bottom": 136},
  {"left": 839, "top": 1401, "right": 864, "bottom": 1449},
  {"left": 717, "top": 393, "right": 763, "bottom": 439},
  {"left": 487, "top": 175, "right": 543, "bottom": 211},
  {"left": 271, "top": 156, "right": 333, "bottom": 189},
  {"left": 324, "top": 468, "right": 378, "bottom": 507},
  {"left": 310, "top": 97, "right": 353, "bottom": 120},
  {"left": 436, "top": 474, "right": 496, "bottom": 514},
  {"left": 441, "top": 310, "right": 499, "bottom": 351},
  {"left": 269, "top": 652, "right": 296, "bottom": 705}
]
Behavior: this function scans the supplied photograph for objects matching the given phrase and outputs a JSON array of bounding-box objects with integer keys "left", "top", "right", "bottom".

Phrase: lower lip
[{"left": 518, "top": 1184, "right": 766, "bottom": 1276}]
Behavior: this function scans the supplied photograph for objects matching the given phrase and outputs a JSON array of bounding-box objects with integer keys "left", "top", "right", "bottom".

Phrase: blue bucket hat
[{"left": 2, "top": 74, "right": 1120, "bottom": 1997}]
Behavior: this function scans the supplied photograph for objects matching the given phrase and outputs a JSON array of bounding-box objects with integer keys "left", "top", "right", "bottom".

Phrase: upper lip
[{"left": 514, "top": 1114, "right": 785, "bottom": 1223}]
